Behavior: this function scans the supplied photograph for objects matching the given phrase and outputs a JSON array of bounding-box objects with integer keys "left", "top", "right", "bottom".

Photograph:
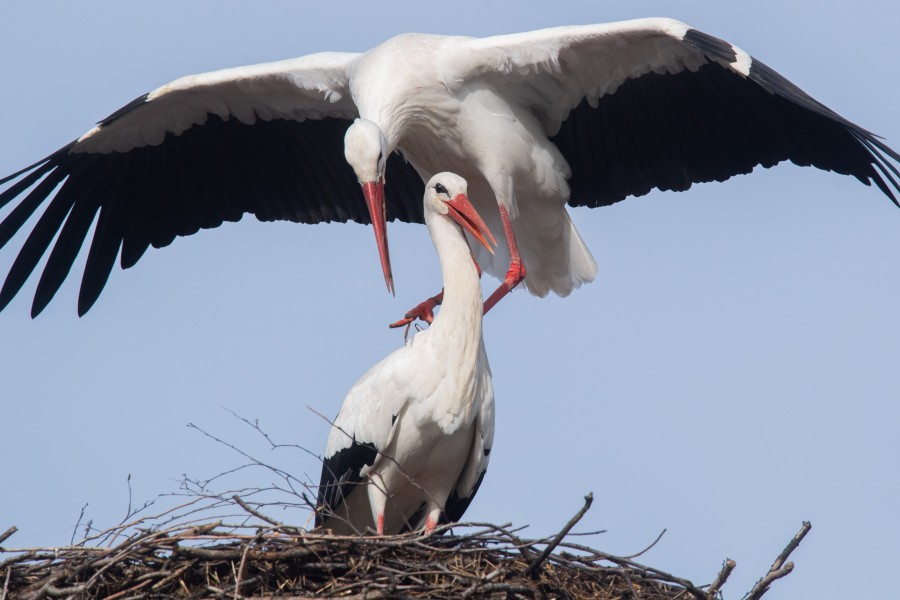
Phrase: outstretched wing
[
  {"left": 442, "top": 17, "right": 900, "bottom": 207},
  {"left": 0, "top": 52, "right": 425, "bottom": 316}
]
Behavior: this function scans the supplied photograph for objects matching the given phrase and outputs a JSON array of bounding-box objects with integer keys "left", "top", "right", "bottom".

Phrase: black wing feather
[
  {"left": 31, "top": 171, "right": 106, "bottom": 317},
  {"left": 315, "top": 439, "right": 378, "bottom": 528},
  {"left": 556, "top": 30, "right": 900, "bottom": 209},
  {"left": 0, "top": 113, "right": 425, "bottom": 315},
  {"left": 0, "top": 168, "right": 78, "bottom": 311},
  {"left": 442, "top": 469, "right": 487, "bottom": 525}
]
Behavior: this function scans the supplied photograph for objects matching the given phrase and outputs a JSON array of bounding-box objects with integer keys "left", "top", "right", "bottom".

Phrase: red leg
[
  {"left": 389, "top": 253, "right": 481, "bottom": 330},
  {"left": 377, "top": 512, "right": 385, "bottom": 535},
  {"left": 424, "top": 508, "right": 441, "bottom": 534},
  {"left": 483, "top": 205, "right": 526, "bottom": 315},
  {"left": 389, "top": 290, "right": 445, "bottom": 329}
]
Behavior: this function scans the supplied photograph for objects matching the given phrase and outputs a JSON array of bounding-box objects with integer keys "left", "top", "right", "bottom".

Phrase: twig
[
  {"left": 151, "top": 561, "right": 195, "bottom": 591},
  {"left": 175, "top": 546, "right": 314, "bottom": 560},
  {"left": 0, "top": 528, "right": 16, "bottom": 547},
  {"left": 771, "top": 521, "right": 811, "bottom": 574},
  {"left": 232, "top": 495, "right": 285, "bottom": 529},
  {"left": 526, "top": 492, "right": 593, "bottom": 579},
  {"left": 620, "top": 528, "right": 667, "bottom": 559},
  {"left": 70, "top": 504, "right": 88, "bottom": 546},
  {"left": 622, "top": 567, "right": 635, "bottom": 598},
  {"left": 1, "top": 567, "right": 10, "bottom": 600},
  {"left": 100, "top": 578, "right": 152, "bottom": 600},
  {"left": 234, "top": 543, "right": 250, "bottom": 600},
  {"left": 706, "top": 559, "right": 736, "bottom": 599},
  {"left": 124, "top": 474, "right": 133, "bottom": 524},
  {"left": 190, "top": 520, "right": 224, "bottom": 535},
  {"left": 744, "top": 521, "right": 811, "bottom": 600}
]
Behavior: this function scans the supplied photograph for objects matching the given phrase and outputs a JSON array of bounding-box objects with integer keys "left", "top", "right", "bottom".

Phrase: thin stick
[
  {"left": 151, "top": 561, "right": 196, "bottom": 591},
  {"left": 0, "top": 528, "right": 16, "bottom": 547},
  {"left": 771, "top": 521, "right": 811, "bottom": 573},
  {"left": 527, "top": 492, "right": 593, "bottom": 579},
  {"left": 100, "top": 578, "right": 152, "bottom": 600},
  {"left": 232, "top": 495, "right": 285, "bottom": 529},
  {"left": 620, "top": 528, "right": 667, "bottom": 559},
  {"left": 234, "top": 543, "right": 250, "bottom": 600},
  {"left": 745, "top": 521, "right": 811, "bottom": 600},
  {"left": 1, "top": 567, "right": 10, "bottom": 600},
  {"left": 70, "top": 503, "right": 88, "bottom": 546}
]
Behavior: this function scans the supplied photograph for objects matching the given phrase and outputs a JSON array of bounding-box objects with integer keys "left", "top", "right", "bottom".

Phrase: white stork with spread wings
[
  {"left": 316, "top": 172, "right": 495, "bottom": 535},
  {"left": 1, "top": 18, "right": 897, "bottom": 317}
]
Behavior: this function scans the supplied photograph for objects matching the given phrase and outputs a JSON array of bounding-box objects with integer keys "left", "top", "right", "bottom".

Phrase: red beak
[
  {"left": 446, "top": 193, "right": 497, "bottom": 253},
  {"left": 362, "top": 179, "right": 393, "bottom": 295}
]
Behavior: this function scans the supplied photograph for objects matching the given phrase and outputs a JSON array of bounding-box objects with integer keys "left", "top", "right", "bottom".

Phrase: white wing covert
[
  {"left": 0, "top": 51, "right": 426, "bottom": 316},
  {"left": 439, "top": 18, "right": 900, "bottom": 208}
]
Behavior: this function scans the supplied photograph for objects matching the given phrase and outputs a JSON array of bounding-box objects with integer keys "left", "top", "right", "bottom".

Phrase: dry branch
[
  {"left": 526, "top": 491, "right": 593, "bottom": 579},
  {"left": 0, "top": 528, "right": 17, "bottom": 547},
  {"left": 744, "top": 521, "right": 811, "bottom": 600},
  {"left": 707, "top": 558, "right": 736, "bottom": 599}
]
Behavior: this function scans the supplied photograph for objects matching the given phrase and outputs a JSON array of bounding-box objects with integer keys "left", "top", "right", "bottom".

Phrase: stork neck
[{"left": 426, "top": 214, "right": 483, "bottom": 338}]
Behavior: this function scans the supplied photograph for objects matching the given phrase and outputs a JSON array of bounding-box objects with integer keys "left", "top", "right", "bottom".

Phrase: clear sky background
[{"left": 1, "top": 2, "right": 898, "bottom": 599}]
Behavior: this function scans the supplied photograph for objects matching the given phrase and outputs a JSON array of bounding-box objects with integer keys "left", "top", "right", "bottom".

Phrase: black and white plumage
[
  {"left": 1, "top": 17, "right": 898, "bottom": 316},
  {"left": 316, "top": 172, "right": 495, "bottom": 535}
]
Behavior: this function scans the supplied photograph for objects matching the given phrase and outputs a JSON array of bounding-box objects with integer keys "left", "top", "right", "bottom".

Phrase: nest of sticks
[{"left": 0, "top": 492, "right": 809, "bottom": 600}]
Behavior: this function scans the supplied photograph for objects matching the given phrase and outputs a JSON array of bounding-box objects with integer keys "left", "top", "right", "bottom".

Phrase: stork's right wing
[{"left": 442, "top": 18, "right": 900, "bottom": 208}]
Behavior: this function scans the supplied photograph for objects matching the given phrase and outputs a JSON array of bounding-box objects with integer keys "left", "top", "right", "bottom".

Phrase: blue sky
[{"left": 1, "top": 2, "right": 898, "bottom": 599}]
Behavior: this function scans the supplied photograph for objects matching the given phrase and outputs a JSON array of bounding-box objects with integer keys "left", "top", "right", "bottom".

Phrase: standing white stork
[
  {"left": 0, "top": 18, "right": 898, "bottom": 318},
  {"left": 316, "top": 172, "right": 495, "bottom": 535}
]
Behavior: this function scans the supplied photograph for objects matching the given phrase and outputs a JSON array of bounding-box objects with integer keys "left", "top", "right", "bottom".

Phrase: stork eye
[{"left": 434, "top": 183, "right": 448, "bottom": 195}]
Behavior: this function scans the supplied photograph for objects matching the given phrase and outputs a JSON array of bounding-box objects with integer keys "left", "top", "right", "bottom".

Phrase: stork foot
[
  {"left": 483, "top": 259, "right": 525, "bottom": 315},
  {"left": 423, "top": 508, "right": 442, "bottom": 534},
  {"left": 389, "top": 290, "right": 444, "bottom": 329},
  {"left": 481, "top": 204, "right": 526, "bottom": 316}
]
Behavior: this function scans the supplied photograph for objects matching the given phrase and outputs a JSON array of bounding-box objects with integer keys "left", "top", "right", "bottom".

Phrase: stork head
[
  {"left": 345, "top": 119, "right": 394, "bottom": 294},
  {"left": 425, "top": 173, "right": 497, "bottom": 254}
]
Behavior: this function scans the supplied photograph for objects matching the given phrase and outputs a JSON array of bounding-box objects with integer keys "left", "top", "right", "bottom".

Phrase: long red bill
[
  {"left": 446, "top": 194, "right": 497, "bottom": 254},
  {"left": 362, "top": 179, "right": 393, "bottom": 295}
]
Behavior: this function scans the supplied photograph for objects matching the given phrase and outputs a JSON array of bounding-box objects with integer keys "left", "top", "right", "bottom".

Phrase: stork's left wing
[
  {"left": 442, "top": 17, "right": 900, "bottom": 207},
  {"left": 0, "top": 52, "right": 425, "bottom": 316},
  {"left": 315, "top": 360, "right": 410, "bottom": 529},
  {"left": 315, "top": 434, "right": 378, "bottom": 529}
]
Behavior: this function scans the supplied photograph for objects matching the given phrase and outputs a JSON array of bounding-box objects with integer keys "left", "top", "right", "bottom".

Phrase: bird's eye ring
[{"left": 434, "top": 183, "right": 448, "bottom": 195}]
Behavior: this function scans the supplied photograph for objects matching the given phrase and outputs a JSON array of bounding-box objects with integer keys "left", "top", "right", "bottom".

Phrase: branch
[
  {"left": 0, "top": 528, "right": 16, "bottom": 547},
  {"left": 744, "top": 521, "right": 811, "bottom": 600},
  {"left": 526, "top": 492, "right": 593, "bottom": 579},
  {"left": 771, "top": 520, "right": 812, "bottom": 573},
  {"left": 1, "top": 567, "right": 10, "bottom": 600},
  {"left": 234, "top": 544, "right": 250, "bottom": 600},
  {"left": 232, "top": 495, "right": 285, "bottom": 529},
  {"left": 706, "top": 558, "right": 736, "bottom": 599},
  {"left": 620, "top": 528, "right": 667, "bottom": 559}
]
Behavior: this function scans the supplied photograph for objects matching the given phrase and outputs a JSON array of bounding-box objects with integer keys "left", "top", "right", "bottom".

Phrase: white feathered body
[
  {"left": 319, "top": 175, "right": 494, "bottom": 534},
  {"left": 349, "top": 33, "right": 598, "bottom": 299}
]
